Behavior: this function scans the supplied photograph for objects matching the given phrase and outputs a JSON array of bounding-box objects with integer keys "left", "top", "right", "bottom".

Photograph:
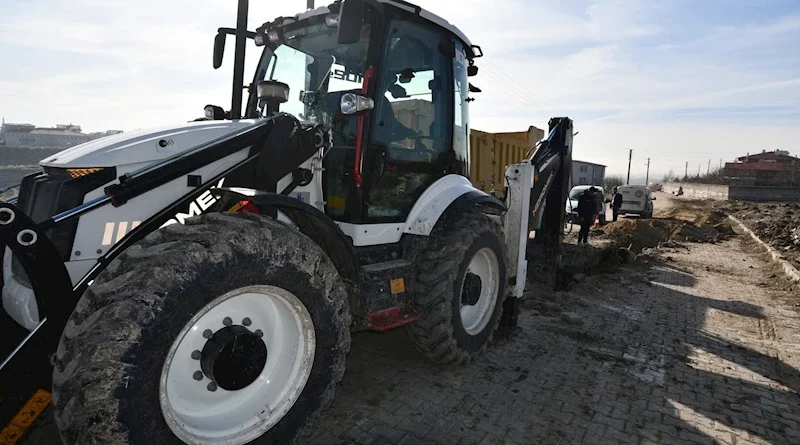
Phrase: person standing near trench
[
  {"left": 612, "top": 187, "right": 623, "bottom": 222},
  {"left": 577, "top": 187, "right": 596, "bottom": 245}
]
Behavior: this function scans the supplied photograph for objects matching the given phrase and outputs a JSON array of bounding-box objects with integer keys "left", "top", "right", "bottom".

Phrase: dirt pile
[
  {"left": 723, "top": 202, "right": 800, "bottom": 270},
  {"left": 597, "top": 210, "right": 734, "bottom": 253}
]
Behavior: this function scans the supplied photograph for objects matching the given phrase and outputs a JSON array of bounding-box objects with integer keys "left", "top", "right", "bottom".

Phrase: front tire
[
  {"left": 407, "top": 211, "right": 508, "bottom": 364},
  {"left": 52, "top": 212, "right": 350, "bottom": 445}
]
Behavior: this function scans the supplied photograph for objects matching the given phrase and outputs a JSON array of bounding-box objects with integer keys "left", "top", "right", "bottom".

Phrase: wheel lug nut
[
  {"left": 255, "top": 329, "right": 263, "bottom": 338},
  {"left": 193, "top": 371, "right": 203, "bottom": 381},
  {"left": 242, "top": 317, "right": 252, "bottom": 326},
  {"left": 203, "top": 329, "right": 213, "bottom": 339},
  {"left": 207, "top": 382, "right": 218, "bottom": 392},
  {"left": 191, "top": 350, "right": 201, "bottom": 360},
  {"left": 223, "top": 317, "right": 232, "bottom": 326}
]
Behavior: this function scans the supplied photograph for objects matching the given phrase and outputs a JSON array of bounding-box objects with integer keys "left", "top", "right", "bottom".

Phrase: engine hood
[{"left": 40, "top": 119, "right": 261, "bottom": 168}]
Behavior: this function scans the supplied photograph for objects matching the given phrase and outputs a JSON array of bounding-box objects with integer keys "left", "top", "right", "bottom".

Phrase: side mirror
[
  {"left": 204, "top": 105, "right": 226, "bottom": 120},
  {"left": 213, "top": 32, "right": 226, "bottom": 69},
  {"left": 652, "top": 197, "right": 657, "bottom": 200},
  {"left": 468, "top": 65, "right": 478, "bottom": 77},
  {"left": 337, "top": 0, "right": 365, "bottom": 44}
]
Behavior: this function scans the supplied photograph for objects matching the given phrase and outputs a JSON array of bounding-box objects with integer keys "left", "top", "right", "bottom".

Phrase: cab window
[{"left": 364, "top": 16, "right": 452, "bottom": 221}]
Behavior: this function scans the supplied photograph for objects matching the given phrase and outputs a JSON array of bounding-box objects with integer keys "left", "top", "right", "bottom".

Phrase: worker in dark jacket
[
  {"left": 577, "top": 188, "right": 596, "bottom": 244},
  {"left": 612, "top": 187, "right": 623, "bottom": 222}
]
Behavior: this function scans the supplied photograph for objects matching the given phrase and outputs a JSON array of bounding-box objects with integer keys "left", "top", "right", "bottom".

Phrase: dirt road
[{"left": 17, "top": 194, "right": 800, "bottom": 445}]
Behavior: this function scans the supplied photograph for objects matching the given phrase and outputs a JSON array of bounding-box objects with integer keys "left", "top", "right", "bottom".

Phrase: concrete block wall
[
  {"left": 663, "top": 182, "right": 730, "bottom": 200},
  {"left": 729, "top": 186, "right": 800, "bottom": 201},
  {"left": 664, "top": 182, "right": 800, "bottom": 201}
]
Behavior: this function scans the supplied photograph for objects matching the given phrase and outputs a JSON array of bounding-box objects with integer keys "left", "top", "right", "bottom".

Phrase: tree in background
[{"left": 604, "top": 175, "right": 624, "bottom": 192}]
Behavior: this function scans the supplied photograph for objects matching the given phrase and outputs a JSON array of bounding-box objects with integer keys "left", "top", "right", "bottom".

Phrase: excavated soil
[
  {"left": 598, "top": 212, "right": 734, "bottom": 252},
  {"left": 596, "top": 203, "right": 734, "bottom": 254},
  {"left": 553, "top": 195, "right": 736, "bottom": 282},
  {"left": 718, "top": 201, "right": 800, "bottom": 271}
]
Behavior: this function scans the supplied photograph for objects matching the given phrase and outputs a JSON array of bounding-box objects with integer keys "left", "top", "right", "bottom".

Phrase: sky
[{"left": 1, "top": 0, "right": 799, "bottom": 180}]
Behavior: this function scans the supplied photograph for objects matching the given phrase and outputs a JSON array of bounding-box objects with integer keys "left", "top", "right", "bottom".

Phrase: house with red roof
[{"left": 723, "top": 150, "right": 799, "bottom": 185}]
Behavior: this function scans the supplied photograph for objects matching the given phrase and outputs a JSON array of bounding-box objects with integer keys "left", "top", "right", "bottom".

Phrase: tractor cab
[{"left": 214, "top": 0, "right": 482, "bottom": 224}]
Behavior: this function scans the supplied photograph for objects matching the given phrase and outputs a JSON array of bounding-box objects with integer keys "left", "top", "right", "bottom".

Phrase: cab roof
[
  {"left": 267, "top": 0, "right": 480, "bottom": 58},
  {"left": 377, "top": 0, "right": 476, "bottom": 50}
]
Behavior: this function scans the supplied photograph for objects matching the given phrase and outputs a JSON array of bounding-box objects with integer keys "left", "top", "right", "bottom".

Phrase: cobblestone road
[
  {"left": 20, "top": 236, "right": 800, "bottom": 445},
  {"left": 301, "top": 238, "right": 800, "bottom": 445}
]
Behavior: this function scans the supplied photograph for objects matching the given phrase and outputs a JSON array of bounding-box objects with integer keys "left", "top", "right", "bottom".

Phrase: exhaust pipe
[{"left": 231, "top": 0, "right": 249, "bottom": 119}]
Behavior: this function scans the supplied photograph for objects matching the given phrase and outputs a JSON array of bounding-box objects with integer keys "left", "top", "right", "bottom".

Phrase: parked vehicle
[
  {"left": 565, "top": 185, "right": 606, "bottom": 224},
  {"left": 617, "top": 185, "right": 655, "bottom": 218}
]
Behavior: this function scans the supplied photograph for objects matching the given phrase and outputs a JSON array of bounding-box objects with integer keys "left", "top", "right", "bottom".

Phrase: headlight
[
  {"left": 325, "top": 14, "right": 339, "bottom": 27},
  {"left": 257, "top": 81, "right": 290, "bottom": 103},
  {"left": 340, "top": 93, "right": 374, "bottom": 115}
]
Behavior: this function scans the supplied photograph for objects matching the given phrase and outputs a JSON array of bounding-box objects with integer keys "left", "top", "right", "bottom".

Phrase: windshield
[
  {"left": 569, "top": 188, "right": 588, "bottom": 200},
  {"left": 246, "top": 19, "right": 372, "bottom": 125}
]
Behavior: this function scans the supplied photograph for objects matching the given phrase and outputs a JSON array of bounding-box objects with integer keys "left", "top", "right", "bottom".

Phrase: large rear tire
[
  {"left": 407, "top": 211, "right": 508, "bottom": 364},
  {"left": 52, "top": 212, "right": 350, "bottom": 445}
]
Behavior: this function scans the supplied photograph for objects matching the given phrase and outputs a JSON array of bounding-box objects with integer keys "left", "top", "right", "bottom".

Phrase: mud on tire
[
  {"left": 407, "top": 211, "right": 508, "bottom": 364},
  {"left": 51, "top": 212, "right": 350, "bottom": 445}
]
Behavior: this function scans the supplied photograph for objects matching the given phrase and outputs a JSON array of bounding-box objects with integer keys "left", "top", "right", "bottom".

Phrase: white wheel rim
[
  {"left": 160, "top": 285, "right": 315, "bottom": 445},
  {"left": 459, "top": 247, "right": 500, "bottom": 335}
]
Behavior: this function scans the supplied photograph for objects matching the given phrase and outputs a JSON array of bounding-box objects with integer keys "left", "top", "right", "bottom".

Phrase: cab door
[{"left": 360, "top": 14, "right": 459, "bottom": 222}]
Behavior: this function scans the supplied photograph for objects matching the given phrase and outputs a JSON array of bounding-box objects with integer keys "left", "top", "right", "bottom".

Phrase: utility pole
[
  {"left": 685, "top": 161, "right": 688, "bottom": 178},
  {"left": 707, "top": 159, "right": 711, "bottom": 175},
  {"left": 697, "top": 164, "right": 701, "bottom": 176},
  {"left": 645, "top": 158, "right": 650, "bottom": 184},
  {"left": 307, "top": 0, "right": 314, "bottom": 9},
  {"left": 626, "top": 149, "right": 633, "bottom": 185}
]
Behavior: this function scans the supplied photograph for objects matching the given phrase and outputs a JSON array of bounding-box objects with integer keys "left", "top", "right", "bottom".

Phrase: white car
[
  {"left": 617, "top": 185, "right": 655, "bottom": 218},
  {"left": 566, "top": 185, "right": 606, "bottom": 224}
]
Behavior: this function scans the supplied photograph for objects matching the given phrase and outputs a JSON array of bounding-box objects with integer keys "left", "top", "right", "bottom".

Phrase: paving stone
[{"left": 284, "top": 241, "right": 800, "bottom": 445}]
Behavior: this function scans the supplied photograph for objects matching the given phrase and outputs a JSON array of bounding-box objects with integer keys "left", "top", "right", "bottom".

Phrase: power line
[
  {"left": 481, "top": 59, "right": 560, "bottom": 114},
  {"left": 477, "top": 68, "right": 553, "bottom": 120},
  {"left": 478, "top": 69, "right": 538, "bottom": 109},
  {"left": 476, "top": 69, "right": 553, "bottom": 123},
  {"left": 480, "top": 65, "right": 556, "bottom": 117}
]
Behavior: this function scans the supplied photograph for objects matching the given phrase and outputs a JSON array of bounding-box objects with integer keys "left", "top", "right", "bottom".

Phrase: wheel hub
[
  {"left": 461, "top": 273, "right": 482, "bottom": 306},
  {"left": 200, "top": 325, "right": 268, "bottom": 391},
  {"left": 160, "top": 285, "right": 316, "bottom": 445},
  {"left": 459, "top": 247, "right": 500, "bottom": 335}
]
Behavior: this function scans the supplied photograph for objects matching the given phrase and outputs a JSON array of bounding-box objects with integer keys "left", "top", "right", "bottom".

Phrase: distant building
[
  {"left": 0, "top": 118, "right": 122, "bottom": 149},
  {"left": 571, "top": 160, "right": 606, "bottom": 189},
  {"left": 723, "top": 150, "right": 799, "bottom": 186}
]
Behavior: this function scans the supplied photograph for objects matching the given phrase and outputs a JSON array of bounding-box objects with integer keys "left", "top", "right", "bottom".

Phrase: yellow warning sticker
[
  {"left": 390, "top": 278, "right": 405, "bottom": 294},
  {"left": 328, "top": 195, "right": 346, "bottom": 209},
  {"left": 0, "top": 389, "right": 52, "bottom": 445}
]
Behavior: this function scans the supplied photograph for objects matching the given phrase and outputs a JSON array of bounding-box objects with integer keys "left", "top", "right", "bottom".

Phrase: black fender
[
  {"left": 211, "top": 188, "right": 363, "bottom": 296},
  {"left": 431, "top": 190, "right": 506, "bottom": 234}
]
